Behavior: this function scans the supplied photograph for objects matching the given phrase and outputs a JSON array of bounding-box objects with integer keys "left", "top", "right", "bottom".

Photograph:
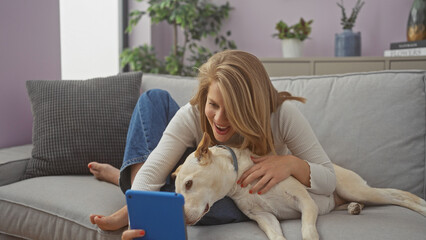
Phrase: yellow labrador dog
[{"left": 174, "top": 133, "right": 426, "bottom": 240}]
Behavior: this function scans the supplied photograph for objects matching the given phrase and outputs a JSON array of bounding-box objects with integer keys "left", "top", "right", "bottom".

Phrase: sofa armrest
[{"left": 0, "top": 144, "right": 32, "bottom": 186}]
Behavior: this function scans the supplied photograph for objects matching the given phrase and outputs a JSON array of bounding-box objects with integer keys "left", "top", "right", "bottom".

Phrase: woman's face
[{"left": 205, "top": 81, "right": 235, "bottom": 143}]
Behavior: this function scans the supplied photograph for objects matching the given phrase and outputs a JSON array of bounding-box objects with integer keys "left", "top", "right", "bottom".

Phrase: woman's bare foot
[
  {"left": 88, "top": 162, "right": 120, "bottom": 186},
  {"left": 90, "top": 206, "right": 129, "bottom": 231}
]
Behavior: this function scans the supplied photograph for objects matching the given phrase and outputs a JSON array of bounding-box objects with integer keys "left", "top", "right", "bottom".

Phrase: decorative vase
[
  {"left": 335, "top": 29, "right": 361, "bottom": 57},
  {"left": 407, "top": 0, "right": 426, "bottom": 41},
  {"left": 281, "top": 39, "right": 303, "bottom": 58}
]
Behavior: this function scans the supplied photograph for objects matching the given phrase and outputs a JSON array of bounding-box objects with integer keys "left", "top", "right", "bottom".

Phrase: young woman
[{"left": 89, "top": 50, "right": 336, "bottom": 239}]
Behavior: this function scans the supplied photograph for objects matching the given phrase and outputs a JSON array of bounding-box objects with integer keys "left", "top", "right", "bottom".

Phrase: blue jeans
[{"left": 119, "top": 89, "right": 249, "bottom": 225}]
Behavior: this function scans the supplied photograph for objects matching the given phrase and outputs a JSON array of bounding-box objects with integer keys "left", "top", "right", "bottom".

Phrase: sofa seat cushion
[
  {"left": 188, "top": 206, "right": 426, "bottom": 240},
  {"left": 0, "top": 176, "right": 125, "bottom": 240},
  {"left": 1, "top": 175, "right": 425, "bottom": 240}
]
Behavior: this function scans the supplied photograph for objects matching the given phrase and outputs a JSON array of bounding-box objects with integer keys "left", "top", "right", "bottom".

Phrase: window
[{"left": 59, "top": 0, "right": 121, "bottom": 79}]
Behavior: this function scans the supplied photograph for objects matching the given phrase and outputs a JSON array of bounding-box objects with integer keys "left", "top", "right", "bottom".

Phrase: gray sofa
[{"left": 1, "top": 70, "right": 425, "bottom": 240}]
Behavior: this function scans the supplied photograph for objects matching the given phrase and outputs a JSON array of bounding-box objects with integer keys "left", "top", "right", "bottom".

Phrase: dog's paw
[{"left": 347, "top": 202, "right": 363, "bottom": 215}]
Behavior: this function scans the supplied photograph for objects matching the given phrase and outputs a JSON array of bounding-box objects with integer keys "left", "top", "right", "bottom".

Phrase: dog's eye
[{"left": 185, "top": 180, "right": 193, "bottom": 190}]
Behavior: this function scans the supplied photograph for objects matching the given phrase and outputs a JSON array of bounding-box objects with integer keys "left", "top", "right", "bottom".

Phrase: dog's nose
[{"left": 184, "top": 215, "right": 197, "bottom": 225}]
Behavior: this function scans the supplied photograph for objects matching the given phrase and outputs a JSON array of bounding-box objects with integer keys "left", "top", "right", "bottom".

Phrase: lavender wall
[
  {"left": 150, "top": 0, "right": 413, "bottom": 58},
  {"left": 0, "top": 0, "right": 415, "bottom": 148},
  {"left": 0, "top": 0, "right": 61, "bottom": 148}
]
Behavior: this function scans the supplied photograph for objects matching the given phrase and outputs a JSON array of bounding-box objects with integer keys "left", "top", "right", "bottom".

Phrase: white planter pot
[{"left": 281, "top": 39, "right": 303, "bottom": 58}]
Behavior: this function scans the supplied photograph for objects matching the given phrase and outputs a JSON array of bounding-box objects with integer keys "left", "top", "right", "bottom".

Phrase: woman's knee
[
  {"left": 135, "top": 89, "right": 173, "bottom": 111},
  {"left": 142, "top": 89, "right": 172, "bottom": 102},
  {"left": 139, "top": 89, "right": 179, "bottom": 119}
]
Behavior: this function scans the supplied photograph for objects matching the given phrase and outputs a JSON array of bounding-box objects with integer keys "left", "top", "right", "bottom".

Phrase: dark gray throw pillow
[{"left": 24, "top": 72, "right": 142, "bottom": 179}]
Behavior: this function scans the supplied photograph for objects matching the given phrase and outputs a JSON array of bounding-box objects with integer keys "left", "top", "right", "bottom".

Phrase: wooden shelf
[{"left": 261, "top": 56, "right": 426, "bottom": 77}]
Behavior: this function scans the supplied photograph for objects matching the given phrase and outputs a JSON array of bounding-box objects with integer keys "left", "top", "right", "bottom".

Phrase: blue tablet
[{"left": 125, "top": 190, "right": 187, "bottom": 240}]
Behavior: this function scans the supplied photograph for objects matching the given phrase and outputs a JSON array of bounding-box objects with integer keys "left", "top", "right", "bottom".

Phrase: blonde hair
[{"left": 190, "top": 50, "right": 305, "bottom": 156}]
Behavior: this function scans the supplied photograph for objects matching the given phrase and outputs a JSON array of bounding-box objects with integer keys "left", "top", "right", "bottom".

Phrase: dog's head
[{"left": 174, "top": 133, "right": 237, "bottom": 225}]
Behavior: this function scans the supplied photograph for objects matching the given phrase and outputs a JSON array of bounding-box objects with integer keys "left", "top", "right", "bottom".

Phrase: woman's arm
[
  {"left": 239, "top": 101, "right": 336, "bottom": 195},
  {"left": 278, "top": 101, "right": 336, "bottom": 195},
  {"left": 238, "top": 154, "right": 310, "bottom": 194},
  {"left": 131, "top": 104, "right": 202, "bottom": 191}
]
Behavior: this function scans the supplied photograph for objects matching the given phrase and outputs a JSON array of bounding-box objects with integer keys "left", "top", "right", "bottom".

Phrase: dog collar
[{"left": 216, "top": 145, "right": 238, "bottom": 172}]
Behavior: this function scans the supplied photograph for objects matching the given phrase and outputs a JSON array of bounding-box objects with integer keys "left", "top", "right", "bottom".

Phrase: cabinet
[{"left": 261, "top": 56, "right": 426, "bottom": 77}]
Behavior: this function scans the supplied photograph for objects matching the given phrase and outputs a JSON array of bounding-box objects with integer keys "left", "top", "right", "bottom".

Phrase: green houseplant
[
  {"left": 273, "top": 18, "right": 313, "bottom": 41},
  {"left": 337, "top": 0, "right": 365, "bottom": 30},
  {"left": 120, "top": 0, "right": 237, "bottom": 76},
  {"left": 273, "top": 18, "right": 313, "bottom": 58},
  {"left": 335, "top": 0, "right": 365, "bottom": 56}
]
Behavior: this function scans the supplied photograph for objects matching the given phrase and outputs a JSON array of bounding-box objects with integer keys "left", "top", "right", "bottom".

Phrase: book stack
[{"left": 384, "top": 39, "right": 426, "bottom": 57}]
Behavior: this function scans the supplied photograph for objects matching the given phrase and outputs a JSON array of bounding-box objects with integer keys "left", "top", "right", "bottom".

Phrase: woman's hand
[
  {"left": 121, "top": 229, "right": 145, "bottom": 240},
  {"left": 237, "top": 155, "right": 310, "bottom": 195}
]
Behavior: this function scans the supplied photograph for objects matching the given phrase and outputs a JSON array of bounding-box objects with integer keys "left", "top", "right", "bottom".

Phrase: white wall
[{"left": 60, "top": 0, "right": 120, "bottom": 80}]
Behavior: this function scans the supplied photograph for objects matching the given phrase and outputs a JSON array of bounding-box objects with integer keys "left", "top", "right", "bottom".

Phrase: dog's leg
[
  {"left": 296, "top": 193, "right": 320, "bottom": 240},
  {"left": 246, "top": 211, "right": 286, "bottom": 240},
  {"left": 334, "top": 164, "right": 426, "bottom": 216},
  {"left": 282, "top": 179, "right": 320, "bottom": 240}
]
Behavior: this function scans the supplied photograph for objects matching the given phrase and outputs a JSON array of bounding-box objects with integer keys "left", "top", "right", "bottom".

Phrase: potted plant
[
  {"left": 120, "top": 0, "right": 237, "bottom": 76},
  {"left": 335, "top": 0, "right": 365, "bottom": 56},
  {"left": 273, "top": 18, "right": 313, "bottom": 58}
]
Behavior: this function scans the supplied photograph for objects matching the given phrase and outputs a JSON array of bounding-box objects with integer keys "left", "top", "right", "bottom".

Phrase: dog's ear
[
  {"left": 195, "top": 132, "right": 212, "bottom": 165},
  {"left": 171, "top": 165, "right": 183, "bottom": 180}
]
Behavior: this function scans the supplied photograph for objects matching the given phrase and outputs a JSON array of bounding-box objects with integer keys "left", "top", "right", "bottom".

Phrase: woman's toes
[
  {"left": 88, "top": 162, "right": 119, "bottom": 185},
  {"left": 88, "top": 162, "right": 95, "bottom": 169},
  {"left": 88, "top": 162, "right": 100, "bottom": 171},
  {"left": 92, "top": 215, "right": 127, "bottom": 231},
  {"left": 90, "top": 214, "right": 104, "bottom": 224}
]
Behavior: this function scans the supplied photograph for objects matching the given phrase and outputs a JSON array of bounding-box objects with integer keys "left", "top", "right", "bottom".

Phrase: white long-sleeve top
[{"left": 131, "top": 101, "right": 336, "bottom": 197}]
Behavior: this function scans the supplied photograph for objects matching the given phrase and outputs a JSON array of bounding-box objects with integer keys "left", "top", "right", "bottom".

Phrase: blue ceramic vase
[{"left": 335, "top": 29, "right": 361, "bottom": 57}]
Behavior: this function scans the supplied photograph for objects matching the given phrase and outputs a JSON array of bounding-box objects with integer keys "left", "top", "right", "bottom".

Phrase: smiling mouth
[{"left": 214, "top": 123, "right": 230, "bottom": 135}]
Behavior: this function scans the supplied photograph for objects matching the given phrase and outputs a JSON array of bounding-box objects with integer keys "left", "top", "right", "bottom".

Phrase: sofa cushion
[
  {"left": 271, "top": 70, "right": 426, "bottom": 199},
  {"left": 141, "top": 74, "right": 198, "bottom": 106},
  {"left": 1, "top": 176, "right": 424, "bottom": 240},
  {"left": 0, "top": 176, "right": 126, "bottom": 240},
  {"left": 0, "top": 145, "right": 31, "bottom": 186},
  {"left": 141, "top": 71, "right": 425, "bottom": 198},
  {"left": 187, "top": 206, "right": 426, "bottom": 240},
  {"left": 24, "top": 72, "right": 142, "bottom": 179}
]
